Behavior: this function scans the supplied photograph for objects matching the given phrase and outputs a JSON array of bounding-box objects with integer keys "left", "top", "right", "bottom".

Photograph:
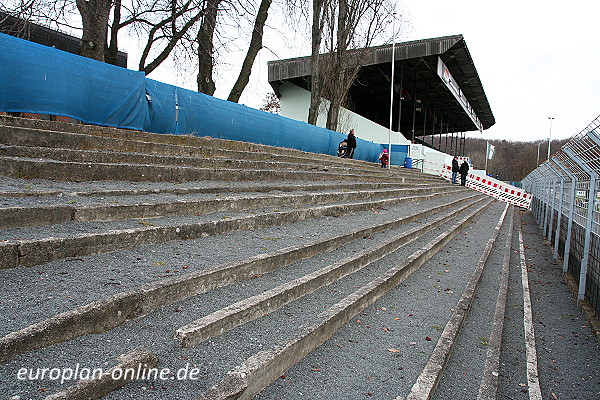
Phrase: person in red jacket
[{"left": 379, "top": 149, "right": 389, "bottom": 168}]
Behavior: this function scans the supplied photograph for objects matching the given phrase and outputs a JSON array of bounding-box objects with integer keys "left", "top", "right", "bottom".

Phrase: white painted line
[
  {"left": 406, "top": 203, "right": 509, "bottom": 400},
  {"left": 477, "top": 206, "right": 514, "bottom": 400},
  {"left": 518, "top": 226, "right": 543, "bottom": 400}
]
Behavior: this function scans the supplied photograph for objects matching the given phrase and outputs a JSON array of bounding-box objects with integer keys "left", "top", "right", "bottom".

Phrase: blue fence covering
[{"left": 0, "top": 32, "right": 383, "bottom": 163}]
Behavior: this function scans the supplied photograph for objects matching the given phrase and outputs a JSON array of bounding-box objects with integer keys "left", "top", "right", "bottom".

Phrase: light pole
[
  {"left": 547, "top": 117, "right": 554, "bottom": 161},
  {"left": 387, "top": 11, "right": 396, "bottom": 168},
  {"left": 536, "top": 141, "right": 541, "bottom": 166}
]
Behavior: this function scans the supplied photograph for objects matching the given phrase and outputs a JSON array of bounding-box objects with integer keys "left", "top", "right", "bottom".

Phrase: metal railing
[{"left": 522, "top": 115, "right": 600, "bottom": 314}]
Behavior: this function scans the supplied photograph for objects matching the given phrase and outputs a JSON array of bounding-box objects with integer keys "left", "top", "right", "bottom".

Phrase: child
[{"left": 379, "top": 149, "right": 389, "bottom": 168}]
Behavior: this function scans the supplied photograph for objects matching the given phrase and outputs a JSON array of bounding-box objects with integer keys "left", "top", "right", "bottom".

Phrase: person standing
[
  {"left": 378, "top": 149, "right": 389, "bottom": 168},
  {"left": 346, "top": 129, "right": 357, "bottom": 159},
  {"left": 451, "top": 156, "right": 459, "bottom": 184},
  {"left": 459, "top": 160, "right": 469, "bottom": 186}
]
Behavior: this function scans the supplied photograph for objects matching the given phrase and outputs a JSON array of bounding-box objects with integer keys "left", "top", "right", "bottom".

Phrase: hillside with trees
[{"left": 463, "top": 137, "right": 570, "bottom": 182}]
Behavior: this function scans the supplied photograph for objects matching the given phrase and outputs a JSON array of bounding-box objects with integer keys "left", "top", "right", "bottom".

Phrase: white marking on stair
[
  {"left": 405, "top": 203, "right": 509, "bottom": 400},
  {"left": 477, "top": 206, "right": 513, "bottom": 400},
  {"left": 518, "top": 227, "right": 543, "bottom": 400}
]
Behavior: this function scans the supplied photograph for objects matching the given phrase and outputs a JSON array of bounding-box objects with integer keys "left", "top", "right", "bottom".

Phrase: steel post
[{"left": 553, "top": 159, "right": 577, "bottom": 273}]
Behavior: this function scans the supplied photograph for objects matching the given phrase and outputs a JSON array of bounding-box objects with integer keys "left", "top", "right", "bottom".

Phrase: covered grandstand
[{"left": 268, "top": 35, "right": 495, "bottom": 157}]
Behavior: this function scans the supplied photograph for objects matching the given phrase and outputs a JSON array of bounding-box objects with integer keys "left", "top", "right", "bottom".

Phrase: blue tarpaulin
[{"left": 0, "top": 32, "right": 383, "bottom": 162}]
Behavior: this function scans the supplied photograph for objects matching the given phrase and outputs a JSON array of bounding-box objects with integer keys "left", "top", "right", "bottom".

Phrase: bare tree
[
  {"left": 74, "top": 0, "right": 112, "bottom": 61},
  {"left": 308, "top": 0, "right": 394, "bottom": 131},
  {"left": 307, "top": 0, "right": 328, "bottom": 125},
  {"left": 227, "top": 0, "right": 271, "bottom": 103},
  {"left": 1, "top": 0, "right": 80, "bottom": 35},
  {"left": 259, "top": 92, "right": 280, "bottom": 113},
  {"left": 196, "top": 0, "right": 220, "bottom": 94},
  {"left": 135, "top": 0, "right": 207, "bottom": 75},
  {"left": 3, "top": 0, "right": 213, "bottom": 72}
]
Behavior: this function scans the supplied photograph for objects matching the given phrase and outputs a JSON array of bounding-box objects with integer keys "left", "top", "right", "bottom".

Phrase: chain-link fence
[{"left": 522, "top": 115, "right": 600, "bottom": 314}]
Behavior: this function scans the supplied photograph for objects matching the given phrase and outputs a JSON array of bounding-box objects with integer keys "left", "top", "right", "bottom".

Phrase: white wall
[{"left": 279, "top": 82, "right": 410, "bottom": 146}]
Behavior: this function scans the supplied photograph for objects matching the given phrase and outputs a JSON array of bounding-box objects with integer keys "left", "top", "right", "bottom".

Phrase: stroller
[{"left": 337, "top": 140, "right": 348, "bottom": 158}]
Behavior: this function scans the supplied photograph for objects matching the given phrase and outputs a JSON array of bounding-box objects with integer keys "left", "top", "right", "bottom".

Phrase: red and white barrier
[
  {"left": 412, "top": 152, "right": 532, "bottom": 209},
  {"left": 467, "top": 173, "right": 532, "bottom": 209},
  {"left": 438, "top": 162, "right": 532, "bottom": 209}
]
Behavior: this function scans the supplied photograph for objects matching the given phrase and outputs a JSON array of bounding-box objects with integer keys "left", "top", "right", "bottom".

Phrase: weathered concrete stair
[
  {"left": 0, "top": 115, "right": 437, "bottom": 179},
  {"left": 0, "top": 116, "right": 516, "bottom": 400},
  {"left": 0, "top": 194, "right": 486, "bottom": 364},
  {"left": 1, "top": 187, "right": 465, "bottom": 269},
  {"left": 1, "top": 185, "right": 456, "bottom": 229},
  {"left": 0, "top": 116, "right": 441, "bottom": 184}
]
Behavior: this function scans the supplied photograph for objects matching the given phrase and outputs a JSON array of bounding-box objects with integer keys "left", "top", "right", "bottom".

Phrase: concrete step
[
  {"left": 192, "top": 199, "right": 500, "bottom": 399},
  {"left": 1, "top": 188, "right": 473, "bottom": 269},
  {"left": 249, "top": 202, "right": 509, "bottom": 400},
  {"left": 1, "top": 185, "right": 460, "bottom": 229},
  {"left": 429, "top": 204, "right": 514, "bottom": 399},
  {"left": 0, "top": 144, "right": 359, "bottom": 174},
  {"left": 0, "top": 155, "right": 413, "bottom": 184},
  {"left": 0, "top": 140, "right": 443, "bottom": 185},
  {"left": 0, "top": 116, "right": 448, "bottom": 183},
  {"left": 1, "top": 199, "right": 502, "bottom": 400},
  {"left": 0, "top": 179, "right": 428, "bottom": 198},
  {"left": 0, "top": 116, "right": 490, "bottom": 400},
  {"left": 0, "top": 195, "right": 482, "bottom": 365},
  {"left": 0, "top": 116, "right": 386, "bottom": 171},
  {"left": 0, "top": 125, "right": 392, "bottom": 175},
  {"left": 174, "top": 196, "right": 489, "bottom": 348}
]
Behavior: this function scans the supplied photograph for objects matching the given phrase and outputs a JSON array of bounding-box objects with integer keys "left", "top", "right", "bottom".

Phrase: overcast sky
[
  {"left": 143, "top": 0, "right": 599, "bottom": 143},
  {"left": 402, "top": 0, "right": 600, "bottom": 142}
]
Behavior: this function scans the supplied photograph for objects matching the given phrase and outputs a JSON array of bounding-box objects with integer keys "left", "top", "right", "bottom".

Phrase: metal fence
[{"left": 522, "top": 115, "right": 600, "bottom": 314}]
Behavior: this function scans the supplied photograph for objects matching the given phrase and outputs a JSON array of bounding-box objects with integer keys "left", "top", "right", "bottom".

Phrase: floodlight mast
[
  {"left": 547, "top": 117, "right": 554, "bottom": 161},
  {"left": 387, "top": 11, "right": 396, "bottom": 168}
]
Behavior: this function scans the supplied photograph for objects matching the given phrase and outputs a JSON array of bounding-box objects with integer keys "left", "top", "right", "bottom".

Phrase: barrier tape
[
  {"left": 409, "top": 158, "right": 531, "bottom": 209},
  {"left": 436, "top": 162, "right": 532, "bottom": 209}
]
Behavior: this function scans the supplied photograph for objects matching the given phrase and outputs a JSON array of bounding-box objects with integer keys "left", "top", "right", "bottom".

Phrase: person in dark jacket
[
  {"left": 459, "top": 160, "right": 469, "bottom": 186},
  {"left": 346, "top": 129, "right": 357, "bottom": 159},
  {"left": 451, "top": 156, "right": 459, "bottom": 184}
]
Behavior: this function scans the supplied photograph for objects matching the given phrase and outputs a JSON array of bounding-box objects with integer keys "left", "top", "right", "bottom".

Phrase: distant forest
[{"left": 462, "top": 138, "right": 571, "bottom": 182}]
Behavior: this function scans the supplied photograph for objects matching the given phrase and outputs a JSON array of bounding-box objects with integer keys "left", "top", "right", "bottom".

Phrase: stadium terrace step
[
  {"left": 0, "top": 180, "right": 427, "bottom": 198},
  {"left": 0, "top": 125, "right": 390, "bottom": 175},
  {"left": 174, "top": 196, "right": 489, "bottom": 348},
  {"left": 0, "top": 144, "right": 443, "bottom": 187},
  {"left": 0, "top": 194, "right": 483, "bottom": 364},
  {"left": 5, "top": 117, "right": 595, "bottom": 400},
  {"left": 0, "top": 187, "right": 469, "bottom": 269},
  {"left": 197, "top": 198, "right": 497, "bottom": 400},
  {"left": 0, "top": 115, "right": 432, "bottom": 177},
  {"left": 0, "top": 143, "right": 366, "bottom": 173},
  {"left": 406, "top": 204, "right": 511, "bottom": 399},
  {"left": 0, "top": 116, "right": 450, "bottom": 190},
  {"left": 1, "top": 185, "right": 457, "bottom": 229},
  {"left": 430, "top": 203, "right": 515, "bottom": 399},
  {"left": 0, "top": 155, "right": 413, "bottom": 183}
]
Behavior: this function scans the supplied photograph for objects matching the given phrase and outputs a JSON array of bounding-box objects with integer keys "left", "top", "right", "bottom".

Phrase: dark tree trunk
[
  {"left": 197, "top": 0, "right": 221, "bottom": 95},
  {"left": 307, "top": 0, "right": 326, "bottom": 126},
  {"left": 105, "top": 0, "right": 121, "bottom": 66},
  {"left": 325, "top": 0, "right": 349, "bottom": 131},
  {"left": 76, "top": 0, "right": 113, "bottom": 62},
  {"left": 227, "top": 0, "right": 272, "bottom": 103}
]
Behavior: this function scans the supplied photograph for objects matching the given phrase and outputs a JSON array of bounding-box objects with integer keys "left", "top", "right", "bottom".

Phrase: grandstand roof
[{"left": 268, "top": 35, "right": 495, "bottom": 139}]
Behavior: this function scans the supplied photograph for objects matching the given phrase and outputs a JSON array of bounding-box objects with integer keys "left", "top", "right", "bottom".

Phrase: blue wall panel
[{"left": 0, "top": 32, "right": 384, "bottom": 163}]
